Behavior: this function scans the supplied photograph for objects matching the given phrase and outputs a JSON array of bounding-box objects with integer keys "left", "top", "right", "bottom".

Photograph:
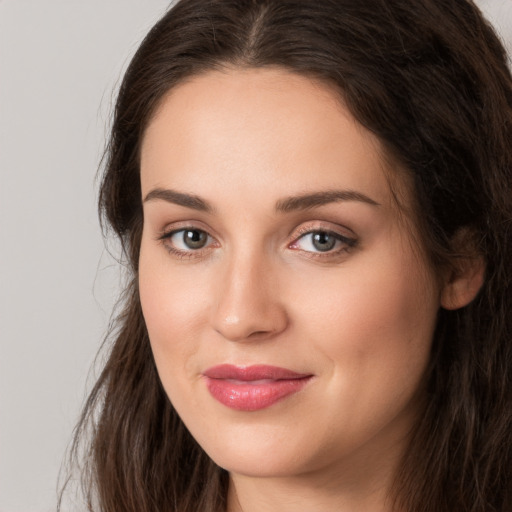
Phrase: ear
[{"left": 440, "top": 255, "right": 485, "bottom": 310}]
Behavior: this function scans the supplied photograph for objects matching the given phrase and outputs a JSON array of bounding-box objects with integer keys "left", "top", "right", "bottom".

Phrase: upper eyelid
[
  {"left": 289, "top": 221, "right": 356, "bottom": 240},
  {"left": 290, "top": 229, "right": 357, "bottom": 248},
  {"left": 159, "top": 227, "right": 216, "bottom": 244},
  {"left": 157, "top": 222, "right": 218, "bottom": 240},
  {"left": 295, "top": 229, "right": 354, "bottom": 241}
]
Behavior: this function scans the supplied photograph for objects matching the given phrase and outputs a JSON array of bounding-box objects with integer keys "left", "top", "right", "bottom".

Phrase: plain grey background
[{"left": 0, "top": 1, "right": 511, "bottom": 511}]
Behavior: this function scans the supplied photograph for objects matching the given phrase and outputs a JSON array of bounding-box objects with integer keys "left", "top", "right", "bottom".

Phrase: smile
[{"left": 202, "top": 364, "right": 313, "bottom": 411}]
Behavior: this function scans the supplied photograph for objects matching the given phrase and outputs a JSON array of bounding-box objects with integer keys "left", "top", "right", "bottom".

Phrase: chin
[
  {"left": 212, "top": 450, "right": 309, "bottom": 479},
  {"left": 192, "top": 422, "right": 315, "bottom": 478}
]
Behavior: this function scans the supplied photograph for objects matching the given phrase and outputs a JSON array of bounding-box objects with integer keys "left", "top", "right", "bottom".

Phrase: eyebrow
[
  {"left": 275, "top": 190, "right": 380, "bottom": 212},
  {"left": 143, "top": 187, "right": 380, "bottom": 213},
  {"left": 144, "top": 188, "right": 213, "bottom": 212}
]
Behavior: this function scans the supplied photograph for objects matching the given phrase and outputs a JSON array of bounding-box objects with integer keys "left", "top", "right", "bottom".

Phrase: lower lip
[{"left": 204, "top": 376, "right": 312, "bottom": 411}]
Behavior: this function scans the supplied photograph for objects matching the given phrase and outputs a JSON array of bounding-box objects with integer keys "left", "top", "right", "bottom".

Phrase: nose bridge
[{"left": 212, "top": 244, "right": 287, "bottom": 342}]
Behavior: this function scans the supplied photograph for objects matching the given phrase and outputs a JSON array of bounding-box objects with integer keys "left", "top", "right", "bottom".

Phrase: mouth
[{"left": 202, "top": 364, "right": 313, "bottom": 411}]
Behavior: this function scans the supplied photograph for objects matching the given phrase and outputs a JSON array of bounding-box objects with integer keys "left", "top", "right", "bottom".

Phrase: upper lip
[{"left": 203, "top": 364, "right": 311, "bottom": 381}]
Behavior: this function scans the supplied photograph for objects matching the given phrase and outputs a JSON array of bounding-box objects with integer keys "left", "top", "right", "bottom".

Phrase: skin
[{"left": 138, "top": 67, "right": 446, "bottom": 512}]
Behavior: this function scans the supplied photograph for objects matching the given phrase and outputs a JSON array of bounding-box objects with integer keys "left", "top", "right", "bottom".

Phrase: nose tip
[
  {"left": 216, "top": 312, "right": 285, "bottom": 342},
  {"left": 211, "top": 261, "right": 288, "bottom": 342}
]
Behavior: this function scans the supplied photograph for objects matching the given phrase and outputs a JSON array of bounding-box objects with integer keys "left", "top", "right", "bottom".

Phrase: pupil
[
  {"left": 184, "top": 230, "right": 207, "bottom": 249},
  {"left": 312, "top": 232, "right": 336, "bottom": 252}
]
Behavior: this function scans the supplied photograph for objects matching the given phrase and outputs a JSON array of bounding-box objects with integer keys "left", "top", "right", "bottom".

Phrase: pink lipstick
[{"left": 202, "top": 364, "right": 312, "bottom": 411}]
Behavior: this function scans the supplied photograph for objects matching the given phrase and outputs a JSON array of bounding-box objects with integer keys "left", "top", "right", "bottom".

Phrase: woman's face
[{"left": 139, "top": 68, "right": 441, "bottom": 480}]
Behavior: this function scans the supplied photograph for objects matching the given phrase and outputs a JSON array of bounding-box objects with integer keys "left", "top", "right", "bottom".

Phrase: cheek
[
  {"left": 138, "top": 246, "right": 210, "bottom": 378},
  {"left": 292, "top": 246, "right": 439, "bottom": 395}
]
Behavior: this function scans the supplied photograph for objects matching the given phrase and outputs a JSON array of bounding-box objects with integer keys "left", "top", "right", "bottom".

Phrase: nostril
[{"left": 247, "top": 330, "right": 274, "bottom": 340}]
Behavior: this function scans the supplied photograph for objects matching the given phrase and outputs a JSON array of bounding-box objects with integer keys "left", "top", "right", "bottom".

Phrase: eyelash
[
  {"left": 157, "top": 227, "right": 217, "bottom": 260},
  {"left": 157, "top": 225, "right": 358, "bottom": 261},
  {"left": 290, "top": 226, "right": 357, "bottom": 259}
]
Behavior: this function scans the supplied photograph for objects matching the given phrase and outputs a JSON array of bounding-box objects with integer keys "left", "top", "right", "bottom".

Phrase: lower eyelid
[{"left": 160, "top": 238, "right": 214, "bottom": 261}]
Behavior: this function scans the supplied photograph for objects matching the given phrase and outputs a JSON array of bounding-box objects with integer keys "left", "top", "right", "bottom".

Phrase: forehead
[{"left": 140, "top": 67, "right": 398, "bottom": 209}]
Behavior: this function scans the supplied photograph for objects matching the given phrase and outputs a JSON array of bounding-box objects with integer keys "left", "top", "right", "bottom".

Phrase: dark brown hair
[{"left": 61, "top": 1, "right": 512, "bottom": 511}]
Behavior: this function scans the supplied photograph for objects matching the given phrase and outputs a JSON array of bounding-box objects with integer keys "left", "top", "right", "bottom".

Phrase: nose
[{"left": 211, "top": 252, "right": 288, "bottom": 342}]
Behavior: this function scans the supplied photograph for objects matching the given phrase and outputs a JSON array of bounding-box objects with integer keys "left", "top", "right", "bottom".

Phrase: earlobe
[{"left": 440, "top": 256, "right": 485, "bottom": 310}]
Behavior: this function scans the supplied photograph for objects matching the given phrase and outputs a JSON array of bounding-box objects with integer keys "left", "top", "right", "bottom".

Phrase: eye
[
  {"left": 161, "top": 228, "right": 212, "bottom": 252},
  {"left": 291, "top": 230, "right": 356, "bottom": 254}
]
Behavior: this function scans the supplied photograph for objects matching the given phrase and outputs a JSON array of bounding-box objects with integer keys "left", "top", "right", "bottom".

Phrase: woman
[{"left": 63, "top": 0, "right": 512, "bottom": 511}]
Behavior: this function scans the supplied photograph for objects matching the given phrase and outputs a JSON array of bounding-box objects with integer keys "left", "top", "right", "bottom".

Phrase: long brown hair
[{"left": 61, "top": 1, "right": 512, "bottom": 510}]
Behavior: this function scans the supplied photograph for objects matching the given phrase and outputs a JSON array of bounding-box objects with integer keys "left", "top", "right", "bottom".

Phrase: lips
[{"left": 202, "top": 364, "right": 313, "bottom": 411}]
